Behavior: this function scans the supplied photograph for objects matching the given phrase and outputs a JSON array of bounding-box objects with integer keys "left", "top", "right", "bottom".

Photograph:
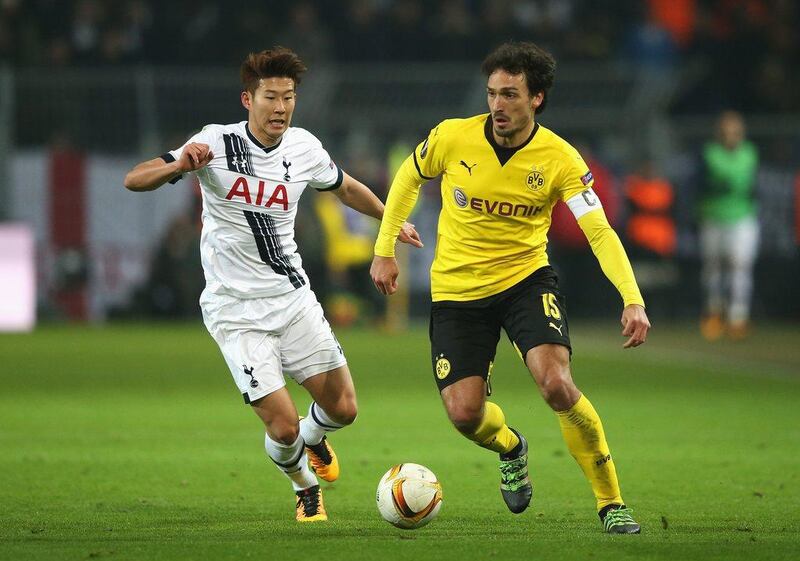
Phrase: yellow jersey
[
  {"left": 375, "top": 113, "right": 644, "bottom": 306},
  {"left": 392, "top": 114, "right": 595, "bottom": 300}
]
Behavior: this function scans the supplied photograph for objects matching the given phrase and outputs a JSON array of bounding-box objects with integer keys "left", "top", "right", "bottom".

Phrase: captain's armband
[{"left": 565, "top": 188, "right": 603, "bottom": 220}]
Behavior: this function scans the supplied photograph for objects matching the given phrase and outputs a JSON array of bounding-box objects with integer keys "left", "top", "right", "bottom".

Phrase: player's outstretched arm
[
  {"left": 334, "top": 172, "right": 386, "bottom": 219},
  {"left": 334, "top": 173, "right": 423, "bottom": 247},
  {"left": 123, "top": 143, "right": 213, "bottom": 192},
  {"left": 621, "top": 304, "right": 650, "bottom": 348}
]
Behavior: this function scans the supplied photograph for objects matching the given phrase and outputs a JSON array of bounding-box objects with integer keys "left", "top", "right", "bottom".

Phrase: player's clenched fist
[
  {"left": 179, "top": 143, "right": 213, "bottom": 172},
  {"left": 370, "top": 255, "right": 399, "bottom": 296}
]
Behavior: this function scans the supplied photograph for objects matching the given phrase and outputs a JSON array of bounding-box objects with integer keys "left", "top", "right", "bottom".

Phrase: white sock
[
  {"left": 264, "top": 432, "right": 317, "bottom": 491},
  {"left": 300, "top": 402, "right": 346, "bottom": 446}
]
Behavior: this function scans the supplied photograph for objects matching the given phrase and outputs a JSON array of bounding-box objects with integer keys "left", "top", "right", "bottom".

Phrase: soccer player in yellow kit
[{"left": 370, "top": 42, "right": 650, "bottom": 534}]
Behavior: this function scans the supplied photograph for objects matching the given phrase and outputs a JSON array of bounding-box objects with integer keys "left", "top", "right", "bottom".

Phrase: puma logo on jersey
[
  {"left": 548, "top": 322, "right": 563, "bottom": 336},
  {"left": 459, "top": 160, "right": 477, "bottom": 175}
]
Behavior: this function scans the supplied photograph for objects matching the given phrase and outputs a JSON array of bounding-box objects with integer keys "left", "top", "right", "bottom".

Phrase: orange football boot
[
  {"left": 295, "top": 485, "right": 327, "bottom": 522},
  {"left": 305, "top": 436, "right": 340, "bottom": 482}
]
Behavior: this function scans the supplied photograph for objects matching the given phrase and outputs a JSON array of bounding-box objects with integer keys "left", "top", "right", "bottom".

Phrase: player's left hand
[
  {"left": 621, "top": 304, "right": 650, "bottom": 349},
  {"left": 371, "top": 255, "right": 399, "bottom": 295},
  {"left": 398, "top": 222, "right": 423, "bottom": 248}
]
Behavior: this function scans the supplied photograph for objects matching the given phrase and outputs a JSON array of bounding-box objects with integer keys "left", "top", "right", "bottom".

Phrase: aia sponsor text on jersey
[{"left": 224, "top": 176, "right": 289, "bottom": 211}]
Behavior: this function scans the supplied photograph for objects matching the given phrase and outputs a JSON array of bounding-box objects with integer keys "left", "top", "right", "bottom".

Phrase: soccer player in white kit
[{"left": 123, "top": 47, "right": 422, "bottom": 522}]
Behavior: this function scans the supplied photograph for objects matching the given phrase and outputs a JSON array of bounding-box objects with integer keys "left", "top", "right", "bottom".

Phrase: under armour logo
[
  {"left": 282, "top": 158, "right": 292, "bottom": 181},
  {"left": 243, "top": 365, "right": 258, "bottom": 388},
  {"left": 548, "top": 322, "right": 563, "bottom": 336},
  {"left": 459, "top": 160, "right": 477, "bottom": 175}
]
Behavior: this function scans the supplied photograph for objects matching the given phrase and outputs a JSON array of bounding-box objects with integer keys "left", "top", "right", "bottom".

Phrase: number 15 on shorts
[{"left": 541, "top": 293, "right": 561, "bottom": 319}]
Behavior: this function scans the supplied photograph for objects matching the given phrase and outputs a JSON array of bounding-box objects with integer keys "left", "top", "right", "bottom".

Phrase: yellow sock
[
  {"left": 556, "top": 394, "right": 624, "bottom": 511},
  {"left": 464, "top": 401, "right": 520, "bottom": 454}
]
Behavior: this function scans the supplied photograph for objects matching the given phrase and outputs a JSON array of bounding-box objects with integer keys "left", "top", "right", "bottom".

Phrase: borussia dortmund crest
[
  {"left": 435, "top": 355, "right": 451, "bottom": 379},
  {"left": 526, "top": 165, "right": 546, "bottom": 191}
]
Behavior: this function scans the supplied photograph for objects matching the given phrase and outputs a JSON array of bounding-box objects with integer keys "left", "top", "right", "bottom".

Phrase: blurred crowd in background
[
  {"left": 1, "top": 0, "right": 799, "bottom": 331},
  {"left": 2, "top": 0, "right": 799, "bottom": 113}
]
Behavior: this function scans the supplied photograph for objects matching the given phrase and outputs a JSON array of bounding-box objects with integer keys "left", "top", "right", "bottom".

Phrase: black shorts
[{"left": 429, "top": 266, "right": 571, "bottom": 392}]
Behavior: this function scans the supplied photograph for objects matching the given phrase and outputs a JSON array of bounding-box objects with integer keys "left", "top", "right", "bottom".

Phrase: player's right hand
[
  {"left": 370, "top": 255, "right": 399, "bottom": 296},
  {"left": 178, "top": 143, "right": 213, "bottom": 172}
]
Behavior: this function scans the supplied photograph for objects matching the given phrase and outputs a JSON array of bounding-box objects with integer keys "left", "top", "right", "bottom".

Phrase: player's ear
[
  {"left": 531, "top": 91, "right": 544, "bottom": 112},
  {"left": 241, "top": 90, "right": 252, "bottom": 110}
]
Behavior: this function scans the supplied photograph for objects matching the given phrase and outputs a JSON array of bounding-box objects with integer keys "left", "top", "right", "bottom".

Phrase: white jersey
[{"left": 164, "top": 121, "right": 342, "bottom": 299}]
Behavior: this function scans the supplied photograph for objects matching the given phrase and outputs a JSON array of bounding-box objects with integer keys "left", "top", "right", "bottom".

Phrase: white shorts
[
  {"left": 700, "top": 216, "right": 760, "bottom": 267},
  {"left": 200, "top": 287, "right": 348, "bottom": 404}
]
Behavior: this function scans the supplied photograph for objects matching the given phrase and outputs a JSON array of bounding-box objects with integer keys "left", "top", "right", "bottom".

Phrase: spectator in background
[
  {"left": 0, "top": 0, "right": 40, "bottom": 65},
  {"left": 513, "top": 0, "right": 575, "bottom": 50},
  {"left": 561, "top": 1, "right": 616, "bottom": 62},
  {"left": 648, "top": 0, "right": 696, "bottom": 49},
  {"left": 386, "top": 0, "right": 428, "bottom": 61},
  {"left": 624, "top": 159, "right": 676, "bottom": 259},
  {"left": 274, "top": 2, "right": 331, "bottom": 66},
  {"left": 142, "top": 211, "right": 203, "bottom": 317},
  {"left": 622, "top": 159, "right": 679, "bottom": 320},
  {"left": 115, "top": 0, "right": 153, "bottom": 63},
  {"left": 178, "top": 0, "right": 221, "bottom": 62},
  {"left": 697, "top": 111, "right": 759, "bottom": 340},
  {"left": 334, "top": 0, "right": 387, "bottom": 61},
  {"left": 624, "top": 1, "right": 678, "bottom": 124},
  {"left": 477, "top": 0, "right": 525, "bottom": 57},
  {"left": 70, "top": 0, "right": 106, "bottom": 64},
  {"left": 433, "top": 0, "right": 474, "bottom": 60},
  {"left": 314, "top": 194, "right": 377, "bottom": 326}
]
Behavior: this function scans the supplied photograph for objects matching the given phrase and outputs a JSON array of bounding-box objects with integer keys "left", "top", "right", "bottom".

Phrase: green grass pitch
[{"left": 1, "top": 321, "right": 798, "bottom": 560}]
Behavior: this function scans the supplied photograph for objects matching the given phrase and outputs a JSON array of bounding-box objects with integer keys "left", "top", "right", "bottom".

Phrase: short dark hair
[
  {"left": 240, "top": 47, "right": 308, "bottom": 94},
  {"left": 481, "top": 42, "right": 556, "bottom": 114}
]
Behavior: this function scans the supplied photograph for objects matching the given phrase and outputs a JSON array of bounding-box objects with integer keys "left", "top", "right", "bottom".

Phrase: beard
[
  {"left": 492, "top": 113, "right": 533, "bottom": 141},
  {"left": 493, "top": 122, "right": 524, "bottom": 138},
  {"left": 493, "top": 125, "right": 517, "bottom": 138}
]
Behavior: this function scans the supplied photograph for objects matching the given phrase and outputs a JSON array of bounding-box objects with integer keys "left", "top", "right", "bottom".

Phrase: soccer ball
[{"left": 376, "top": 463, "right": 443, "bottom": 529}]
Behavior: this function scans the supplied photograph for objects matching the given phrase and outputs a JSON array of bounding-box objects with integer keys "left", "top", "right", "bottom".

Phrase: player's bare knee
[
  {"left": 275, "top": 427, "right": 300, "bottom": 445},
  {"left": 268, "top": 420, "right": 300, "bottom": 444},
  {"left": 331, "top": 400, "right": 358, "bottom": 426},
  {"left": 539, "top": 372, "right": 578, "bottom": 411},
  {"left": 447, "top": 404, "right": 482, "bottom": 434},
  {"left": 451, "top": 417, "right": 481, "bottom": 435}
]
